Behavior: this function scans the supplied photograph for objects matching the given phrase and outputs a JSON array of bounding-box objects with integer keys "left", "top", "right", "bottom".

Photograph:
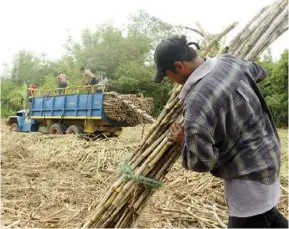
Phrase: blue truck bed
[
  {"left": 31, "top": 92, "right": 126, "bottom": 127},
  {"left": 31, "top": 92, "right": 103, "bottom": 119}
]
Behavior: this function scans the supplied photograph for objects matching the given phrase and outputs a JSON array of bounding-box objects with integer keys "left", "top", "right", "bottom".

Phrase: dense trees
[
  {"left": 1, "top": 11, "right": 287, "bottom": 127},
  {"left": 258, "top": 49, "right": 288, "bottom": 127}
]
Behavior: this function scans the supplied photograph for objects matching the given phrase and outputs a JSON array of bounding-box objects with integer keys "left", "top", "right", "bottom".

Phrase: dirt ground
[{"left": 1, "top": 121, "right": 288, "bottom": 228}]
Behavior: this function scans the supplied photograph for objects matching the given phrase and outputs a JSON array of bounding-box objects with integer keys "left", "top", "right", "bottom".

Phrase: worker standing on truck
[
  {"left": 27, "top": 83, "right": 37, "bottom": 108},
  {"left": 26, "top": 83, "right": 37, "bottom": 119},
  {"left": 81, "top": 67, "right": 97, "bottom": 93},
  {"left": 57, "top": 72, "right": 69, "bottom": 95},
  {"left": 153, "top": 35, "right": 288, "bottom": 228},
  {"left": 96, "top": 73, "right": 108, "bottom": 91},
  {"left": 28, "top": 83, "right": 37, "bottom": 97}
]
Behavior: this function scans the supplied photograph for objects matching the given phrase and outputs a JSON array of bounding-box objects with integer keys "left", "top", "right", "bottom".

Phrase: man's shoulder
[
  {"left": 184, "top": 54, "right": 244, "bottom": 106},
  {"left": 185, "top": 72, "right": 230, "bottom": 111},
  {"left": 184, "top": 84, "right": 217, "bottom": 112}
]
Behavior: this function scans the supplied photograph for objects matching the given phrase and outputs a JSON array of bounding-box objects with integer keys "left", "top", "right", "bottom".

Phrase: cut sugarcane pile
[
  {"left": 103, "top": 92, "right": 155, "bottom": 126},
  {"left": 120, "top": 94, "right": 154, "bottom": 115},
  {"left": 81, "top": 0, "right": 288, "bottom": 227}
]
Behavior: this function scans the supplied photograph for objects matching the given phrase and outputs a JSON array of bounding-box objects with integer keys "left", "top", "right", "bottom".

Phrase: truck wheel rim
[{"left": 51, "top": 128, "right": 59, "bottom": 134}]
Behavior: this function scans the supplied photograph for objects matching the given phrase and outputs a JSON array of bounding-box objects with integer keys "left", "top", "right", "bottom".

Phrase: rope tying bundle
[{"left": 119, "top": 163, "right": 163, "bottom": 189}]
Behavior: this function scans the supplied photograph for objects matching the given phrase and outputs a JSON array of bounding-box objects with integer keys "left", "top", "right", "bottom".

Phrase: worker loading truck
[{"left": 6, "top": 83, "right": 154, "bottom": 137}]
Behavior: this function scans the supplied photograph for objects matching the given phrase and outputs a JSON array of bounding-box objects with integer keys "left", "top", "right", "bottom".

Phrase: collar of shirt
[{"left": 179, "top": 57, "right": 217, "bottom": 101}]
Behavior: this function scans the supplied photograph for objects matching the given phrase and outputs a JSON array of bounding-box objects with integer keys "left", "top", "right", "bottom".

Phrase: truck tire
[
  {"left": 66, "top": 125, "right": 83, "bottom": 135},
  {"left": 10, "top": 123, "right": 19, "bottom": 132},
  {"left": 49, "top": 123, "right": 66, "bottom": 135}
]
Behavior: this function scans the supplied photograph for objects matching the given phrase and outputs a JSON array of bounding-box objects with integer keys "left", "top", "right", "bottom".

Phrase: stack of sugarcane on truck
[{"left": 7, "top": 67, "right": 154, "bottom": 136}]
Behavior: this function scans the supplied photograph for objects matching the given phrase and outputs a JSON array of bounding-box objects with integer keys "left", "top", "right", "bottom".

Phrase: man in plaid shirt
[{"left": 153, "top": 35, "right": 288, "bottom": 228}]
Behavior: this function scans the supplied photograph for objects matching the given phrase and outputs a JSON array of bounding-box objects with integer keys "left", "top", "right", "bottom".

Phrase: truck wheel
[
  {"left": 49, "top": 123, "right": 66, "bottom": 135},
  {"left": 66, "top": 125, "right": 83, "bottom": 135},
  {"left": 10, "top": 123, "right": 19, "bottom": 132}
]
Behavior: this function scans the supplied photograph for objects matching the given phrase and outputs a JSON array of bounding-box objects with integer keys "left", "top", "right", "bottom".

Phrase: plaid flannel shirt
[{"left": 181, "top": 54, "right": 281, "bottom": 185}]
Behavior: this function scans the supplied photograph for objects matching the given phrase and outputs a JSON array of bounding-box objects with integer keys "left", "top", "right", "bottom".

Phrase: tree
[
  {"left": 127, "top": 10, "right": 182, "bottom": 47},
  {"left": 1, "top": 10, "right": 287, "bottom": 127},
  {"left": 259, "top": 49, "right": 288, "bottom": 127}
]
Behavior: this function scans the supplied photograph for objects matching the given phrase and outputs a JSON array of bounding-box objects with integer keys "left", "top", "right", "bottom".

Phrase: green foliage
[
  {"left": 258, "top": 49, "right": 288, "bottom": 127},
  {"left": 127, "top": 10, "right": 182, "bottom": 48},
  {"left": 1, "top": 79, "right": 27, "bottom": 116},
  {"left": 110, "top": 60, "right": 173, "bottom": 115},
  {"left": 0, "top": 10, "right": 287, "bottom": 128},
  {"left": 1, "top": 10, "right": 177, "bottom": 118}
]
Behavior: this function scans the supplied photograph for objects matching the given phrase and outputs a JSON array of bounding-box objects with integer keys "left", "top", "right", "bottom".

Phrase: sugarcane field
[
  {"left": 1, "top": 0, "right": 289, "bottom": 228},
  {"left": 1, "top": 120, "right": 288, "bottom": 228}
]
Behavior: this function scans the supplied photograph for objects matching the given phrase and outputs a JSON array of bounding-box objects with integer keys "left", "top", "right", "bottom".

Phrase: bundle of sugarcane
[
  {"left": 103, "top": 92, "right": 155, "bottom": 125},
  {"left": 81, "top": 0, "right": 288, "bottom": 227},
  {"left": 119, "top": 94, "right": 154, "bottom": 114}
]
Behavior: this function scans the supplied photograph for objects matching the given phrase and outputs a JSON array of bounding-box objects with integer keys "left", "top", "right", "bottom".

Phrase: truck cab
[{"left": 7, "top": 110, "right": 39, "bottom": 132}]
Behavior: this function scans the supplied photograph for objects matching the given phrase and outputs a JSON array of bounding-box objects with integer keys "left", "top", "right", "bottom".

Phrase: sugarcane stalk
[
  {"left": 100, "top": 184, "right": 137, "bottom": 227},
  {"left": 137, "top": 102, "right": 182, "bottom": 152},
  {"left": 116, "top": 146, "right": 180, "bottom": 227},
  {"left": 258, "top": 24, "right": 288, "bottom": 56},
  {"left": 82, "top": 178, "right": 126, "bottom": 227},
  {"left": 101, "top": 201, "right": 127, "bottom": 227},
  {"left": 135, "top": 138, "right": 169, "bottom": 175},
  {"left": 245, "top": 6, "right": 288, "bottom": 60},
  {"left": 141, "top": 96, "right": 180, "bottom": 141},
  {"left": 130, "top": 129, "right": 168, "bottom": 166},
  {"left": 118, "top": 210, "right": 134, "bottom": 228},
  {"left": 184, "top": 26, "right": 204, "bottom": 37},
  {"left": 195, "top": 22, "right": 209, "bottom": 38},
  {"left": 146, "top": 141, "right": 172, "bottom": 171},
  {"left": 239, "top": 0, "right": 287, "bottom": 58},
  {"left": 104, "top": 145, "right": 179, "bottom": 226},
  {"left": 201, "top": 22, "right": 238, "bottom": 56},
  {"left": 231, "top": 0, "right": 282, "bottom": 56},
  {"left": 167, "top": 84, "right": 182, "bottom": 104},
  {"left": 195, "top": 22, "right": 210, "bottom": 48},
  {"left": 114, "top": 208, "right": 129, "bottom": 228},
  {"left": 103, "top": 92, "right": 154, "bottom": 125},
  {"left": 132, "top": 188, "right": 151, "bottom": 210},
  {"left": 226, "top": 5, "right": 269, "bottom": 53},
  {"left": 117, "top": 95, "right": 155, "bottom": 123},
  {"left": 135, "top": 98, "right": 181, "bottom": 156}
]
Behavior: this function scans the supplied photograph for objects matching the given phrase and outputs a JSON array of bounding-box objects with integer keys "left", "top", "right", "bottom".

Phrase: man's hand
[{"left": 168, "top": 122, "right": 185, "bottom": 146}]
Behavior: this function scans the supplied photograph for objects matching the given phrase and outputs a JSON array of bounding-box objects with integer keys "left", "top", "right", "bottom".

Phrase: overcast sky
[{"left": 0, "top": 0, "right": 287, "bottom": 74}]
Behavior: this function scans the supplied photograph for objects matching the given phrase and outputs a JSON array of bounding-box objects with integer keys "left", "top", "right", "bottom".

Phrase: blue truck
[{"left": 7, "top": 85, "right": 130, "bottom": 136}]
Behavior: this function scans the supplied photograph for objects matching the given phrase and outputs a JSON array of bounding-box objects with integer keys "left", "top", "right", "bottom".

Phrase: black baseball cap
[{"left": 153, "top": 35, "right": 200, "bottom": 83}]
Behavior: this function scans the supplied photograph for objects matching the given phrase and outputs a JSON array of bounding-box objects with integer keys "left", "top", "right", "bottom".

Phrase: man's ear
[{"left": 174, "top": 61, "right": 184, "bottom": 73}]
